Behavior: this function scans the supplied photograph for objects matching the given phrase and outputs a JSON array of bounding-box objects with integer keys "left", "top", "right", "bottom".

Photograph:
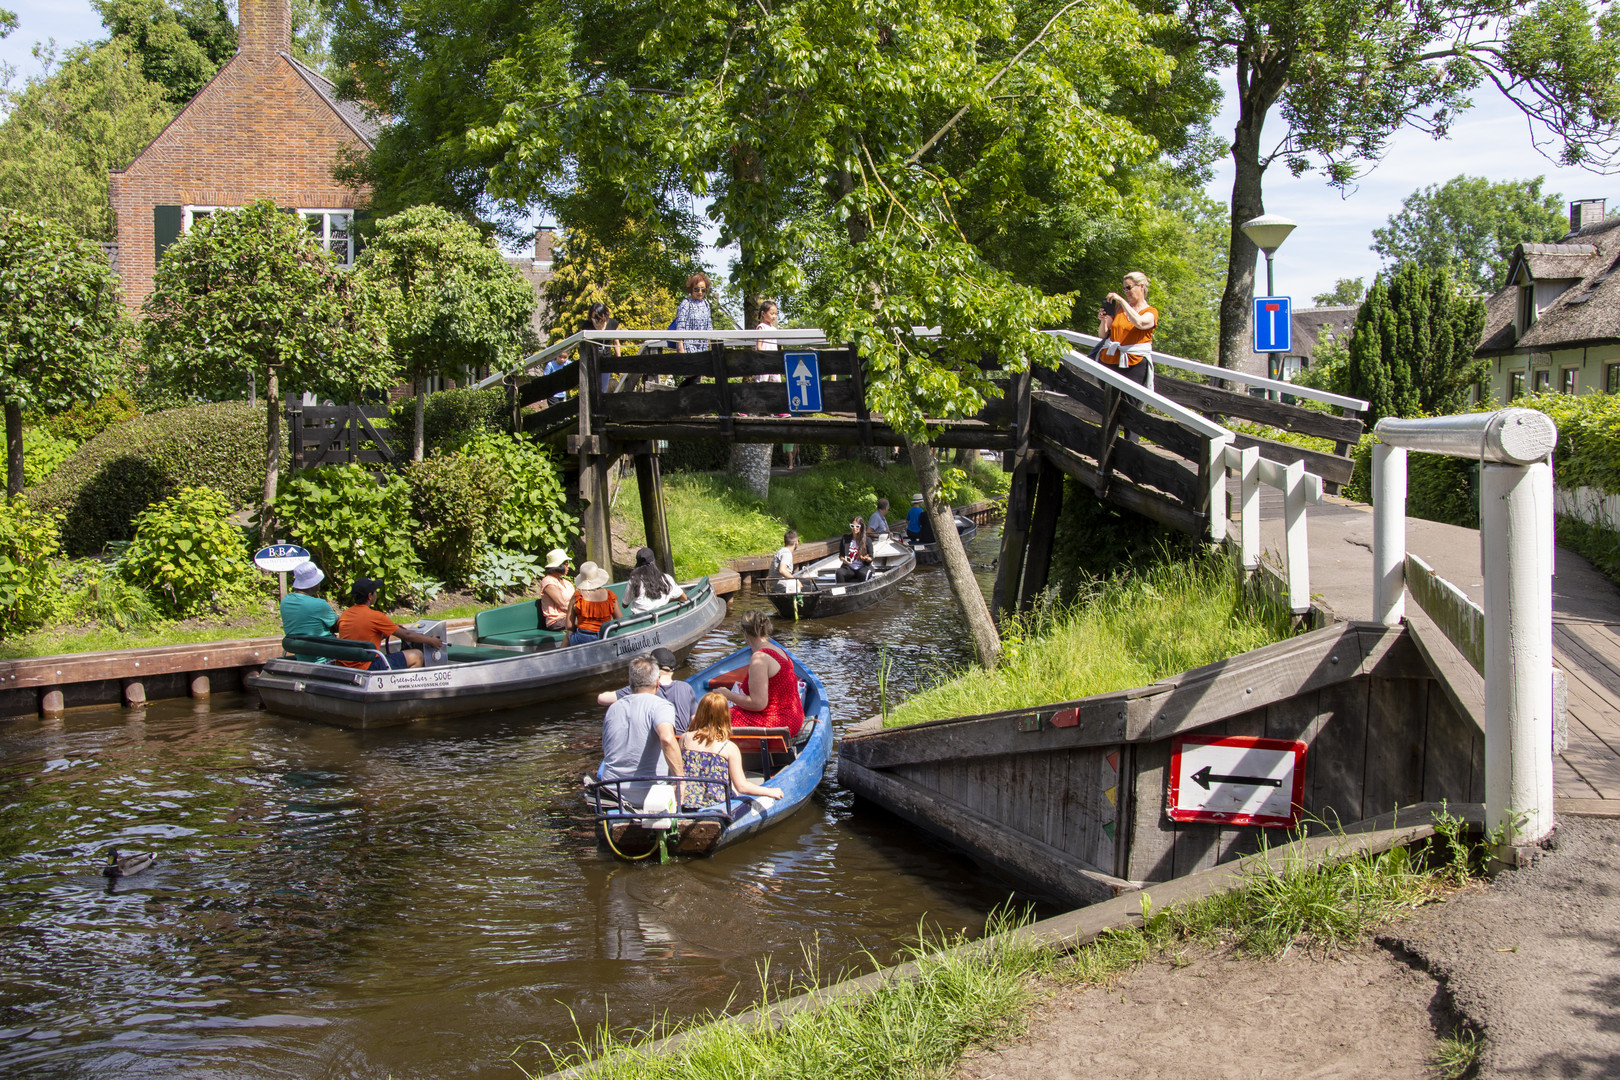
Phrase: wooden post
[
  {"left": 1094, "top": 384, "right": 1125, "bottom": 498},
  {"left": 710, "top": 343, "right": 734, "bottom": 439},
  {"left": 123, "top": 680, "right": 146, "bottom": 708},
  {"left": 40, "top": 688, "right": 64, "bottom": 717},
  {"left": 189, "top": 674, "right": 211, "bottom": 698},
  {"left": 992, "top": 372, "right": 1035, "bottom": 621},
  {"left": 635, "top": 452, "right": 675, "bottom": 577},
  {"left": 506, "top": 375, "right": 519, "bottom": 433},
  {"left": 1018, "top": 461, "right": 1064, "bottom": 614},
  {"left": 577, "top": 346, "right": 612, "bottom": 570},
  {"left": 847, "top": 345, "right": 873, "bottom": 447}
]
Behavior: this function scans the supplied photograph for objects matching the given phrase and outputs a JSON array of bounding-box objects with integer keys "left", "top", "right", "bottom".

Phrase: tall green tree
[
  {"left": 355, "top": 205, "right": 538, "bottom": 461},
  {"left": 1372, "top": 175, "right": 1572, "bottom": 293},
  {"left": 1153, "top": 0, "right": 1620, "bottom": 371},
  {"left": 1313, "top": 278, "right": 1365, "bottom": 306},
  {"left": 475, "top": 0, "right": 1176, "bottom": 667},
  {"left": 91, "top": 0, "right": 235, "bottom": 106},
  {"left": 0, "top": 210, "right": 127, "bottom": 496},
  {"left": 542, "top": 227, "right": 681, "bottom": 345},
  {"left": 1347, "top": 262, "right": 1486, "bottom": 426},
  {"left": 141, "top": 201, "right": 396, "bottom": 535},
  {"left": 0, "top": 39, "right": 174, "bottom": 241}
]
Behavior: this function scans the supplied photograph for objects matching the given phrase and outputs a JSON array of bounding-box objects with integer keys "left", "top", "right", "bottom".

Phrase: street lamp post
[{"left": 1241, "top": 214, "right": 1298, "bottom": 388}]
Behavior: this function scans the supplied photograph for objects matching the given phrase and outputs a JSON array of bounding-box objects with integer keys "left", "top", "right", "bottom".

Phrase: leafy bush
[
  {"left": 28, "top": 401, "right": 279, "bottom": 555},
  {"left": 1048, "top": 479, "right": 1201, "bottom": 601},
  {"left": 470, "top": 547, "right": 544, "bottom": 602},
  {"left": 274, "top": 464, "right": 425, "bottom": 604},
  {"left": 31, "top": 388, "right": 139, "bottom": 443},
  {"left": 56, "top": 558, "right": 160, "bottom": 631},
  {"left": 391, "top": 386, "right": 511, "bottom": 457},
  {"left": 1517, "top": 390, "right": 1620, "bottom": 496},
  {"left": 1345, "top": 433, "right": 1478, "bottom": 528},
  {"left": 120, "top": 486, "right": 258, "bottom": 617},
  {"left": 0, "top": 498, "right": 62, "bottom": 635},
  {"left": 405, "top": 453, "right": 505, "bottom": 585},
  {"left": 22, "top": 428, "right": 78, "bottom": 487},
  {"left": 460, "top": 431, "right": 577, "bottom": 553}
]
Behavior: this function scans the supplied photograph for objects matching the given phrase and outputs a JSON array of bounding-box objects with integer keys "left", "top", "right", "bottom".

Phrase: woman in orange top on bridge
[{"left": 1096, "top": 271, "right": 1158, "bottom": 389}]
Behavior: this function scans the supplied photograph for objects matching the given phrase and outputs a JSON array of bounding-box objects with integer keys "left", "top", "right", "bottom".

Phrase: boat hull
[
  {"left": 247, "top": 585, "right": 727, "bottom": 729},
  {"left": 913, "top": 518, "right": 979, "bottom": 565},
  {"left": 764, "top": 548, "right": 916, "bottom": 620},
  {"left": 596, "top": 643, "right": 833, "bottom": 857}
]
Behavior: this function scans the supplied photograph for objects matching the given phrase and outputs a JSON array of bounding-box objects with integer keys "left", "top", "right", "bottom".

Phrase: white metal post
[
  {"left": 1372, "top": 443, "right": 1408, "bottom": 626},
  {"left": 1482, "top": 460, "right": 1556, "bottom": 844},
  {"left": 1282, "top": 459, "right": 1310, "bottom": 615},
  {"left": 1206, "top": 437, "right": 1228, "bottom": 544}
]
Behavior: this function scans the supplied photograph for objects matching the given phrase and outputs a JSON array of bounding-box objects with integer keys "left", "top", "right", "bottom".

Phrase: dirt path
[{"left": 957, "top": 942, "right": 1451, "bottom": 1080}]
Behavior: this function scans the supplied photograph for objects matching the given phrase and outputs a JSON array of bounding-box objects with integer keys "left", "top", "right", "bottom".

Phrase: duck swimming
[{"left": 102, "top": 847, "right": 155, "bottom": 879}]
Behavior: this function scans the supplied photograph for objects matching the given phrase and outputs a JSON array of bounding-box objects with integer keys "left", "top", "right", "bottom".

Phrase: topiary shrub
[
  {"left": 274, "top": 464, "right": 427, "bottom": 604},
  {"left": 0, "top": 497, "right": 62, "bottom": 635},
  {"left": 405, "top": 453, "right": 504, "bottom": 585},
  {"left": 120, "top": 486, "right": 258, "bottom": 618},
  {"left": 31, "top": 388, "right": 139, "bottom": 444},
  {"left": 27, "top": 401, "right": 279, "bottom": 555},
  {"left": 390, "top": 386, "right": 511, "bottom": 457},
  {"left": 460, "top": 431, "right": 578, "bottom": 554}
]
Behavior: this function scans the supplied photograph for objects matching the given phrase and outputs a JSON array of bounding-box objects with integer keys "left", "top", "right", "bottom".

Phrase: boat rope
[{"left": 602, "top": 824, "right": 663, "bottom": 861}]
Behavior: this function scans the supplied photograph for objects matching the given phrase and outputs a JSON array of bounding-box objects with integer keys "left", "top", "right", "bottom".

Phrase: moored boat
[
  {"left": 912, "top": 514, "right": 979, "bottom": 565},
  {"left": 247, "top": 578, "right": 727, "bottom": 729},
  {"left": 588, "top": 643, "right": 832, "bottom": 859},
  {"left": 762, "top": 537, "right": 916, "bottom": 620}
]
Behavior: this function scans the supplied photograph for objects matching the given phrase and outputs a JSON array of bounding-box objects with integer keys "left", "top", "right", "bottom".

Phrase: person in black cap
[
  {"left": 334, "top": 578, "right": 443, "bottom": 670},
  {"left": 594, "top": 645, "right": 697, "bottom": 732}
]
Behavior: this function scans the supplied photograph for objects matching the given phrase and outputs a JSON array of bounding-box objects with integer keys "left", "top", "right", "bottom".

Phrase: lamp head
[{"left": 1240, "top": 214, "right": 1297, "bottom": 254}]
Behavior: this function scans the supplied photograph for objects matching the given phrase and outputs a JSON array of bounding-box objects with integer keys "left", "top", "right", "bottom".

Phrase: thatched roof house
[{"left": 1476, "top": 199, "right": 1620, "bottom": 401}]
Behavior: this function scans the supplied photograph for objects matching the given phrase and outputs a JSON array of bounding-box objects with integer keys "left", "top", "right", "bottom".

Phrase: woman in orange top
[
  {"left": 1096, "top": 271, "right": 1158, "bottom": 389},
  {"left": 566, "top": 561, "right": 621, "bottom": 645}
]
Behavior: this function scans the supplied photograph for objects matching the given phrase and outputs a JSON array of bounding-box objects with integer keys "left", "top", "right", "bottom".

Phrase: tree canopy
[
  {"left": 354, "top": 204, "right": 537, "bottom": 459},
  {"left": 142, "top": 201, "right": 395, "bottom": 530},
  {"left": 1372, "top": 175, "right": 1572, "bottom": 293},
  {"left": 1347, "top": 262, "right": 1486, "bottom": 425},
  {"left": 90, "top": 0, "right": 235, "bottom": 105},
  {"left": 0, "top": 210, "right": 127, "bottom": 495},
  {"left": 1150, "top": 0, "right": 1620, "bottom": 369},
  {"left": 1312, "top": 278, "right": 1366, "bottom": 307}
]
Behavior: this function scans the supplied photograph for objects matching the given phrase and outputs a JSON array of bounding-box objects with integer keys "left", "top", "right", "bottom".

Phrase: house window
[
  {"left": 1510, "top": 371, "right": 1526, "bottom": 400},
  {"left": 1562, "top": 368, "right": 1579, "bottom": 394},
  {"left": 1533, "top": 369, "right": 1552, "bottom": 393},
  {"left": 1517, "top": 285, "right": 1537, "bottom": 336},
  {"left": 181, "top": 205, "right": 235, "bottom": 231},
  {"left": 302, "top": 210, "right": 355, "bottom": 266},
  {"left": 1608, "top": 363, "right": 1620, "bottom": 395}
]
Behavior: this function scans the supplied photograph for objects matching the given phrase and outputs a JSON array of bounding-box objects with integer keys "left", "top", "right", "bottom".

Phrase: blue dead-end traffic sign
[
  {"left": 784, "top": 351, "right": 823, "bottom": 413},
  {"left": 1253, "top": 295, "right": 1292, "bottom": 353}
]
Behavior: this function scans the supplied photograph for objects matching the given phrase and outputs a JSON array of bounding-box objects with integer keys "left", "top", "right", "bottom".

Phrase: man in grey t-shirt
[
  {"left": 600, "top": 654, "right": 683, "bottom": 806},
  {"left": 595, "top": 646, "right": 697, "bottom": 732}
]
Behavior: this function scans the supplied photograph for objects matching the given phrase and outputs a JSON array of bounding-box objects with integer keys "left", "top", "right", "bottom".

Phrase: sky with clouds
[{"left": 4, "top": 0, "right": 1615, "bottom": 305}]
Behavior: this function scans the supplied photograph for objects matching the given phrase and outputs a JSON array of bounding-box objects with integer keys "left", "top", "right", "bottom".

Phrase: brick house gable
[{"left": 107, "top": 0, "right": 377, "bottom": 311}]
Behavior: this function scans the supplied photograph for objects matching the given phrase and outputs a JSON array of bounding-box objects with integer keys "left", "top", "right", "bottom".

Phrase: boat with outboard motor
[
  {"left": 761, "top": 535, "right": 916, "bottom": 620},
  {"left": 911, "top": 513, "right": 979, "bottom": 565},
  {"left": 246, "top": 577, "right": 727, "bottom": 729},
  {"left": 586, "top": 642, "right": 832, "bottom": 860}
]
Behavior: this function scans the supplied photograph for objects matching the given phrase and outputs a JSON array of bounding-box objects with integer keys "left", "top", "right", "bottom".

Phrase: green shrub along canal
[{"left": 0, "top": 529, "right": 1043, "bottom": 1080}]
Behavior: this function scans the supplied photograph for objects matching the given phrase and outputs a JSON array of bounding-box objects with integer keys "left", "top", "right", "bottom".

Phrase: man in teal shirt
[{"left": 280, "top": 561, "right": 337, "bottom": 661}]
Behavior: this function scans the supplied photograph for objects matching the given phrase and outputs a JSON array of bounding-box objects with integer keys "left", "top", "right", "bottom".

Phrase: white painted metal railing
[
  {"left": 1222, "top": 443, "right": 1322, "bottom": 615},
  {"left": 1371, "top": 407, "right": 1559, "bottom": 844}
]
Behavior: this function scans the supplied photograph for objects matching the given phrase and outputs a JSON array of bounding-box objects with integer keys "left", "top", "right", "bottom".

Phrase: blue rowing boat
[{"left": 587, "top": 642, "right": 833, "bottom": 860}]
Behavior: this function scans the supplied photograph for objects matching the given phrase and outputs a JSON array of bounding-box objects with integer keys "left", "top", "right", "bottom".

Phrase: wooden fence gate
[{"left": 285, "top": 397, "right": 397, "bottom": 470}]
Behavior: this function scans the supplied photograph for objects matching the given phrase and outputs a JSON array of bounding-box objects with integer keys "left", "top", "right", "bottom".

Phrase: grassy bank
[
  {"left": 615, "top": 459, "right": 1007, "bottom": 579},
  {"left": 520, "top": 818, "right": 1481, "bottom": 1080},
  {"left": 884, "top": 554, "right": 1295, "bottom": 728},
  {"left": 1557, "top": 516, "right": 1620, "bottom": 589}
]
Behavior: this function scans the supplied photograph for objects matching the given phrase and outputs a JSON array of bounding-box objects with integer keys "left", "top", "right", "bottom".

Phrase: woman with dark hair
[
  {"left": 673, "top": 272, "right": 713, "bottom": 354},
  {"left": 578, "top": 301, "right": 621, "bottom": 393},
  {"left": 711, "top": 610, "right": 805, "bottom": 737},
  {"left": 626, "top": 546, "right": 686, "bottom": 614},
  {"left": 835, "top": 517, "right": 873, "bottom": 583}
]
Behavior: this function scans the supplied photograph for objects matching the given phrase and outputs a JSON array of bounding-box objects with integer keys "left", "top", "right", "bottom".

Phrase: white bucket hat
[
  {"left": 911, "top": 493, "right": 925, "bottom": 505},
  {"left": 291, "top": 561, "right": 324, "bottom": 590},
  {"left": 574, "top": 561, "right": 610, "bottom": 591},
  {"left": 545, "top": 548, "right": 572, "bottom": 570}
]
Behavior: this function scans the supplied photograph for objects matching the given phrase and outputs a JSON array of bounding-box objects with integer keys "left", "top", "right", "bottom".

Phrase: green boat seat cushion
[
  {"left": 281, "top": 635, "right": 385, "bottom": 663},
  {"left": 446, "top": 644, "right": 525, "bottom": 662},
  {"left": 474, "top": 582, "right": 635, "bottom": 646}
]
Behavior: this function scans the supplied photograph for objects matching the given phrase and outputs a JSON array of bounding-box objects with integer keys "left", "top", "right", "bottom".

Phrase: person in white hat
[
  {"left": 539, "top": 549, "right": 576, "bottom": 631},
  {"left": 566, "top": 561, "right": 621, "bottom": 645},
  {"left": 280, "top": 561, "right": 336, "bottom": 661}
]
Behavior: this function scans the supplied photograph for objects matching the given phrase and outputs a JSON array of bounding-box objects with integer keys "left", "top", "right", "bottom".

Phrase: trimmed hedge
[
  {"left": 390, "top": 386, "right": 511, "bottom": 457},
  {"left": 27, "top": 401, "right": 279, "bottom": 555}
]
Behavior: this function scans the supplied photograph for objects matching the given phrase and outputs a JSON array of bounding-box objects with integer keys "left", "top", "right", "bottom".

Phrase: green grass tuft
[
  {"left": 885, "top": 554, "right": 1296, "bottom": 727},
  {"left": 1433, "top": 1028, "right": 1482, "bottom": 1079}
]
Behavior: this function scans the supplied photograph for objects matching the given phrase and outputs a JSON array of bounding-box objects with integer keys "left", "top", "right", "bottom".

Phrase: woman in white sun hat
[
  {"left": 539, "top": 548, "right": 576, "bottom": 631},
  {"left": 280, "top": 561, "right": 337, "bottom": 661}
]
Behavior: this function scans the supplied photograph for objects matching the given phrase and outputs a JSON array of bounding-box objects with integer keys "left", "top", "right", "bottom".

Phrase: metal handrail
[
  {"left": 1044, "top": 329, "right": 1370, "bottom": 413},
  {"left": 587, "top": 774, "right": 739, "bottom": 823}
]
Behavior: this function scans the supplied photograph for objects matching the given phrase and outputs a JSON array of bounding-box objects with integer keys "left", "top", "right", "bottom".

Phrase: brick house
[
  {"left": 107, "top": 0, "right": 379, "bottom": 311},
  {"left": 1476, "top": 199, "right": 1620, "bottom": 401}
]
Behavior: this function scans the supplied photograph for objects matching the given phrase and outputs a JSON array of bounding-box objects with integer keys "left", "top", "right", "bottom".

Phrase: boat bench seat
[
  {"left": 475, "top": 583, "right": 637, "bottom": 647},
  {"left": 280, "top": 635, "right": 385, "bottom": 664},
  {"left": 447, "top": 644, "right": 524, "bottom": 662}
]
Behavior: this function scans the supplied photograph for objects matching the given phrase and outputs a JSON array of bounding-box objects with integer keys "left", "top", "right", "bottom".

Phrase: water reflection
[{"left": 0, "top": 527, "right": 1047, "bottom": 1080}]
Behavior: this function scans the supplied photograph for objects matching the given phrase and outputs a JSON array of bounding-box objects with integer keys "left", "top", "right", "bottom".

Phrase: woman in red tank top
[{"left": 712, "top": 610, "right": 805, "bottom": 737}]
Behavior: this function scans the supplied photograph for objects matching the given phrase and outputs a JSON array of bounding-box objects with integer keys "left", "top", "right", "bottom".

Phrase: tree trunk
[
  {"left": 262, "top": 368, "right": 280, "bottom": 542},
  {"left": 1216, "top": 51, "right": 1290, "bottom": 374},
  {"left": 4, "top": 398, "right": 22, "bottom": 498},
  {"left": 729, "top": 441, "right": 772, "bottom": 500},
  {"left": 413, "top": 377, "right": 426, "bottom": 463},
  {"left": 953, "top": 446, "right": 971, "bottom": 466},
  {"left": 908, "top": 438, "right": 1000, "bottom": 669}
]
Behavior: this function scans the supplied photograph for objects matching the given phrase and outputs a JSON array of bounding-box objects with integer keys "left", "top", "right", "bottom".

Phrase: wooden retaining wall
[{"left": 838, "top": 619, "right": 1483, "bottom": 907}]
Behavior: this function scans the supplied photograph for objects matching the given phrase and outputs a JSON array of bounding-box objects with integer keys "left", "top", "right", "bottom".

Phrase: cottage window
[
  {"left": 1608, "top": 363, "right": 1620, "bottom": 395},
  {"left": 1510, "top": 371, "right": 1526, "bottom": 400},
  {"left": 1516, "top": 284, "right": 1537, "bottom": 337},
  {"left": 302, "top": 210, "right": 355, "bottom": 266},
  {"left": 181, "top": 205, "right": 235, "bottom": 232},
  {"left": 1562, "top": 368, "right": 1579, "bottom": 394},
  {"left": 1533, "top": 369, "right": 1552, "bottom": 393}
]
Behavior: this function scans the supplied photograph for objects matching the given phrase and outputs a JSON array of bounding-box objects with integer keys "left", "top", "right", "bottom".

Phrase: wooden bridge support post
[
  {"left": 576, "top": 346, "right": 613, "bottom": 570},
  {"left": 635, "top": 451, "right": 675, "bottom": 577},
  {"left": 1017, "top": 463, "right": 1064, "bottom": 614},
  {"left": 992, "top": 372, "right": 1036, "bottom": 622}
]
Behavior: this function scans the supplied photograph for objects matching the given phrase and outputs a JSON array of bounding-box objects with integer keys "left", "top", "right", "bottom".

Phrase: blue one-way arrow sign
[
  {"left": 784, "top": 351, "right": 823, "bottom": 413},
  {"left": 1253, "top": 295, "right": 1292, "bottom": 353}
]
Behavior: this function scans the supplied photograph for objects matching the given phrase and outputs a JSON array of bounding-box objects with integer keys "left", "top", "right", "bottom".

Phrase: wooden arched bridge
[{"left": 473, "top": 328, "right": 1370, "bottom": 617}]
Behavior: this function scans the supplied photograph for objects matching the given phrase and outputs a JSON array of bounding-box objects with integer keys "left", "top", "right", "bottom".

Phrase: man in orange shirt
[
  {"left": 335, "top": 578, "right": 443, "bottom": 670},
  {"left": 1097, "top": 271, "right": 1158, "bottom": 390}
]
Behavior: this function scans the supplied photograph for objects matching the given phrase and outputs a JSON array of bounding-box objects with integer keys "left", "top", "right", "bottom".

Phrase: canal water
[{"left": 0, "top": 528, "right": 1044, "bottom": 1079}]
